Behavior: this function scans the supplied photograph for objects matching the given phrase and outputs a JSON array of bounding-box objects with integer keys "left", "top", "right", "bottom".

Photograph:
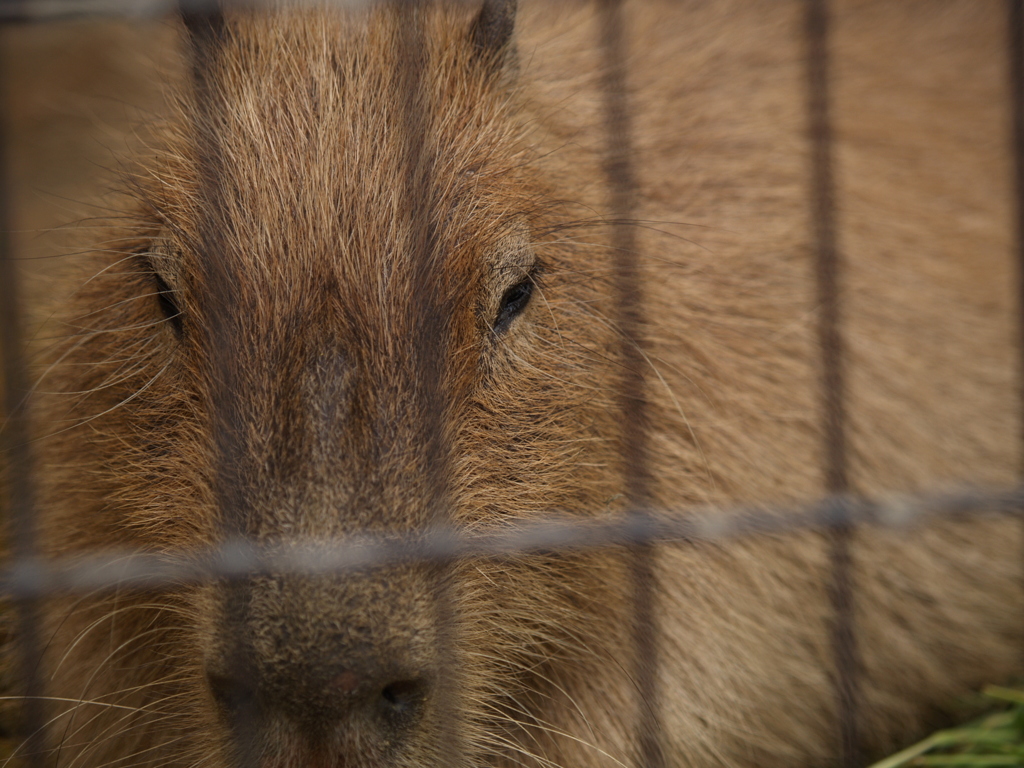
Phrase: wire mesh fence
[{"left": 1, "top": 1, "right": 1022, "bottom": 767}]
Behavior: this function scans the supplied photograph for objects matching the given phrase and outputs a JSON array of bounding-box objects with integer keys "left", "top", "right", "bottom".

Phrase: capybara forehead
[{"left": 146, "top": 5, "right": 533, "bottom": 324}]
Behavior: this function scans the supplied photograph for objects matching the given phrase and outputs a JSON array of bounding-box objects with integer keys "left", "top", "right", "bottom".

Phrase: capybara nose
[
  {"left": 208, "top": 569, "right": 442, "bottom": 746},
  {"left": 206, "top": 661, "right": 431, "bottom": 737}
]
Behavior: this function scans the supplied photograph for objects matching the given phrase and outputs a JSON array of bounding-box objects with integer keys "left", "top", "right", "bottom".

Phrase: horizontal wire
[
  {"left": 1, "top": 484, "right": 1020, "bottom": 598},
  {"left": 0, "top": 0, "right": 478, "bottom": 23}
]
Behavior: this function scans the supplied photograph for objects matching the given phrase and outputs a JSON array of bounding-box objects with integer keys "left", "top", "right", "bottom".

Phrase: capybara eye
[
  {"left": 153, "top": 270, "right": 183, "bottom": 337},
  {"left": 494, "top": 277, "right": 533, "bottom": 334}
]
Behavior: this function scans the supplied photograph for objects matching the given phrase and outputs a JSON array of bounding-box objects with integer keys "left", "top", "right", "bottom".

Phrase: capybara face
[{"left": 30, "top": 5, "right": 633, "bottom": 768}]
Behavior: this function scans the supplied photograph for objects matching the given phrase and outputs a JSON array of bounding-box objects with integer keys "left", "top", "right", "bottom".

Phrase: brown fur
[{"left": 5, "top": 1, "right": 1023, "bottom": 766}]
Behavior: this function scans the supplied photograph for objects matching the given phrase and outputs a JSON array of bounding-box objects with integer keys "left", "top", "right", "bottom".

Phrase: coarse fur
[{"left": 3, "top": 1, "right": 1023, "bottom": 767}]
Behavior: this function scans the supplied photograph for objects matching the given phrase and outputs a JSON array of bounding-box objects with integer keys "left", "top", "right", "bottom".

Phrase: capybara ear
[
  {"left": 471, "top": 0, "right": 518, "bottom": 73},
  {"left": 179, "top": 0, "right": 226, "bottom": 74}
]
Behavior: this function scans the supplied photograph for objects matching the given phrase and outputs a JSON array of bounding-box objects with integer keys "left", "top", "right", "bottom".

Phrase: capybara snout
[{"left": 203, "top": 569, "right": 441, "bottom": 763}]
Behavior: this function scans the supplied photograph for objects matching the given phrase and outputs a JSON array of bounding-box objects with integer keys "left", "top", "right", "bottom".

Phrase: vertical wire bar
[
  {"left": 1008, "top": 0, "right": 1024, "bottom": 674},
  {"left": 0, "top": 22, "right": 49, "bottom": 768},
  {"left": 596, "top": 3, "right": 663, "bottom": 768},
  {"left": 393, "top": 4, "right": 462, "bottom": 765},
  {"left": 805, "top": 1, "right": 860, "bottom": 765},
  {"left": 180, "top": 6, "right": 262, "bottom": 767}
]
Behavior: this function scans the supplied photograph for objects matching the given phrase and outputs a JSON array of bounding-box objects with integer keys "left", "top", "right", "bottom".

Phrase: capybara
[{"left": 4, "top": 1, "right": 1022, "bottom": 767}]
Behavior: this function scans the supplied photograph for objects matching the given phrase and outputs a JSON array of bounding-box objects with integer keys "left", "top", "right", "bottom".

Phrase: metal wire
[
  {"left": 393, "top": 4, "right": 463, "bottom": 764},
  {"left": 0, "top": 485, "right": 1018, "bottom": 599},
  {"left": 805, "top": 0, "right": 861, "bottom": 764},
  {"left": 179, "top": 6, "right": 265, "bottom": 765},
  {"left": 0, "top": 22, "right": 48, "bottom": 768},
  {"left": 596, "top": 2, "right": 665, "bottom": 767},
  {"left": 1008, "top": 0, "right": 1024, "bottom": 682},
  {"left": 0, "top": 0, "right": 480, "bottom": 22}
]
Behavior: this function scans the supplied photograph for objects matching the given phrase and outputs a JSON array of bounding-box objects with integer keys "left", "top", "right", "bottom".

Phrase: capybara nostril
[
  {"left": 379, "top": 679, "right": 428, "bottom": 725},
  {"left": 206, "top": 669, "right": 258, "bottom": 716},
  {"left": 275, "top": 670, "right": 430, "bottom": 737}
]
